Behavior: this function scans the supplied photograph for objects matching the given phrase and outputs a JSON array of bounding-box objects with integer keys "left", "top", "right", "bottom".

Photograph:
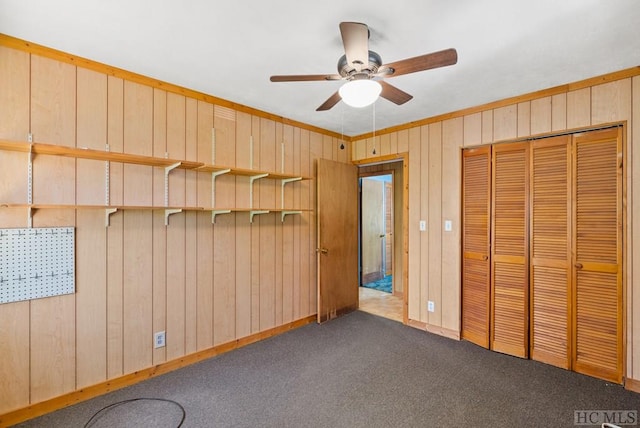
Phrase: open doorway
[
  {"left": 357, "top": 161, "right": 404, "bottom": 323},
  {"left": 360, "top": 173, "right": 393, "bottom": 293}
]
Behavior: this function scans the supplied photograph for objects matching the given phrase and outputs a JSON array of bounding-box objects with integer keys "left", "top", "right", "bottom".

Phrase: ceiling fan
[{"left": 270, "top": 22, "right": 458, "bottom": 111}]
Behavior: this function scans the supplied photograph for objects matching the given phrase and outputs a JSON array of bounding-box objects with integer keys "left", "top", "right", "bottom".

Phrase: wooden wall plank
[
  {"left": 309, "top": 131, "right": 322, "bottom": 316},
  {"left": 293, "top": 127, "right": 302, "bottom": 320},
  {"left": 493, "top": 104, "right": 517, "bottom": 141},
  {"left": 106, "top": 74, "right": 124, "bottom": 380},
  {"left": 31, "top": 55, "right": 76, "bottom": 205},
  {"left": 389, "top": 132, "right": 398, "bottom": 154},
  {"left": 551, "top": 93, "right": 567, "bottom": 131},
  {"left": 235, "top": 112, "right": 252, "bottom": 338},
  {"left": 107, "top": 76, "right": 124, "bottom": 206},
  {"left": 441, "top": 118, "right": 463, "bottom": 331},
  {"left": 481, "top": 110, "right": 493, "bottom": 144},
  {"left": 275, "top": 123, "right": 284, "bottom": 326},
  {"left": 31, "top": 210, "right": 76, "bottom": 403},
  {"left": 214, "top": 214, "right": 236, "bottom": 344},
  {"left": 398, "top": 129, "right": 409, "bottom": 153},
  {"left": 123, "top": 81, "right": 153, "bottom": 206},
  {"left": 250, "top": 116, "right": 261, "bottom": 332},
  {"left": 517, "top": 102, "right": 531, "bottom": 138},
  {"left": 75, "top": 210, "right": 107, "bottom": 388},
  {"left": 152, "top": 89, "right": 167, "bottom": 365},
  {"left": 122, "top": 80, "right": 153, "bottom": 374},
  {"left": 567, "top": 88, "right": 591, "bottom": 129},
  {"left": 299, "top": 129, "right": 311, "bottom": 317},
  {"left": 195, "top": 102, "right": 213, "bottom": 350},
  {"left": 428, "top": 123, "right": 443, "bottom": 326},
  {"left": 166, "top": 93, "right": 187, "bottom": 361},
  {"left": 259, "top": 119, "right": 277, "bottom": 330},
  {"left": 0, "top": 47, "right": 29, "bottom": 204},
  {"left": 122, "top": 211, "right": 153, "bottom": 374},
  {"left": 463, "top": 113, "right": 481, "bottom": 147},
  {"left": 530, "top": 96, "right": 552, "bottom": 135},
  {"left": 185, "top": 211, "right": 198, "bottom": 354},
  {"left": 592, "top": 79, "right": 632, "bottom": 125},
  {"left": 408, "top": 128, "right": 421, "bottom": 321},
  {"left": 75, "top": 67, "right": 107, "bottom": 387},
  {"left": 184, "top": 101, "right": 198, "bottom": 355},
  {"left": 29, "top": 54, "right": 77, "bottom": 404},
  {"left": 282, "top": 124, "right": 295, "bottom": 324},
  {"left": 420, "top": 125, "right": 430, "bottom": 321}
]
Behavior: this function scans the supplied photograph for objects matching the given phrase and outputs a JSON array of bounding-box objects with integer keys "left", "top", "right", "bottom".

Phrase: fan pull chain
[
  {"left": 340, "top": 103, "right": 345, "bottom": 150},
  {"left": 372, "top": 101, "right": 376, "bottom": 155}
]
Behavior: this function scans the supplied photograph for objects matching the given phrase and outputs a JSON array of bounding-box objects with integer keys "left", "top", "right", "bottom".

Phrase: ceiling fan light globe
[{"left": 339, "top": 80, "right": 381, "bottom": 108}]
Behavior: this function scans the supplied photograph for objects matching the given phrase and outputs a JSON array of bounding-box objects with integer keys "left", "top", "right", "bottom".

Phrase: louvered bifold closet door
[
  {"left": 491, "top": 143, "right": 529, "bottom": 357},
  {"left": 572, "top": 128, "right": 623, "bottom": 383},
  {"left": 461, "top": 146, "right": 492, "bottom": 348},
  {"left": 530, "top": 136, "right": 571, "bottom": 369}
]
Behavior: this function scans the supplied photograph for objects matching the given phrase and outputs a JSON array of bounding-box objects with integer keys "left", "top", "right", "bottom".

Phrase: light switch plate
[
  {"left": 419, "top": 220, "right": 426, "bottom": 231},
  {"left": 428, "top": 301, "right": 435, "bottom": 312},
  {"left": 444, "top": 220, "right": 452, "bottom": 232}
]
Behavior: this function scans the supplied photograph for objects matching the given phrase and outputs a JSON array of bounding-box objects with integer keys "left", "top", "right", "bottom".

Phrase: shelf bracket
[
  {"left": 281, "top": 210, "right": 302, "bottom": 222},
  {"left": 280, "top": 177, "right": 302, "bottom": 208},
  {"left": 105, "top": 208, "right": 118, "bottom": 227},
  {"left": 211, "top": 168, "right": 231, "bottom": 208},
  {"left": 250, "top": 210, "right": 269, "bottom": 223},
  {"left": 27, "top": 206, "right": 37, "bottom": 228},
  {"left": 164, "top": 162, "right": 182, "bottom": 207},
  {"left": 211, "top": 209, "right": 232, "bottom": 224},
  {"left": 249, "top": 173, "right": 269, "bottom": 208},
  {"left": 164, "top": 208, "right": 182, "bottom": 226}
]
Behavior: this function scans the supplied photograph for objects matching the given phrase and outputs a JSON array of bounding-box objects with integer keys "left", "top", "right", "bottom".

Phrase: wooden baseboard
[
  {"left": 407, "top": 319, "right": 461, "bottom": 341},
  {"left": 625, "top": 377, "right": 640, "bottom": 393},
  {"left": 0, "top": 315, "right": 316, "bottom": 427}
]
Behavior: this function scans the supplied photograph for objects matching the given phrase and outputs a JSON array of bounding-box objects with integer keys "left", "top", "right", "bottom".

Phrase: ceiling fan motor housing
[{"left": 338, "top": 50, "right": 382, "bottom": 79}]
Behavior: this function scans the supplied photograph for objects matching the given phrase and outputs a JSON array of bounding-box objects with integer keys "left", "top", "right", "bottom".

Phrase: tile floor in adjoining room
[{"left": 358, "top": 286, "right": 403, "bottom": 323}]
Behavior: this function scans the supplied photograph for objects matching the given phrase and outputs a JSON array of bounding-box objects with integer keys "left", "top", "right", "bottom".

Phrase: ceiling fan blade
[
  {"left": 379, "top": 81, "right": 413, "bottom": 105},
  {"left": 339, "top": 22, "right": 369, "bottom": 71},
  {"left": 270, "top": 74, "right": 341, "bottom": 82},
  {"left": 383, "top": 48, "right": 458, "bottom": 77},
  {"left": 316, "top": 91, "right": 342, "bottom": 111}
]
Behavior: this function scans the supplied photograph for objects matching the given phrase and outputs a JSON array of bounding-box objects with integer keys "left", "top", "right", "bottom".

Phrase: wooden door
[
  {"left": 317, "top": 159, "right": 359, "bottom": 323},
  {"left": 461, "top": 146, "right": 492, "bottom": 348},
  {"left": 491, "top": 143, "right": 529, "bottom": 358},
  {"left": 361, "top": 177, "right": 385, "bottom": 284},
  {"left": 572, "top": 127, "right": 623, "bottom": 383},
  {"left": 530, "top": 136, "right": 571, "bottom": 369}
]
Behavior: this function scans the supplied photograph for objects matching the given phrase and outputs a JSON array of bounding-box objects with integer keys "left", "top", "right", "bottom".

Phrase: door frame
[
  {"left": 352, "top": 153, "right": 409, "bottom": 325},
  {"left": 359, "top": 171, "right": 394, "bottom": 289}
]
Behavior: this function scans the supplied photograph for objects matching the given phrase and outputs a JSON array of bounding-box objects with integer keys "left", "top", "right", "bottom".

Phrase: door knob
[
  {"left": 316, "top": 248, "right": 329, "bottom": 254},
  {"left": 575, "top": 263, "right": 583, "bottom": 269},
  {"left": 482, "top": 255, "right": 488, "bottom": 261},
  {"left": 379, "top": 234, "right": 385, "bottom": 238}
]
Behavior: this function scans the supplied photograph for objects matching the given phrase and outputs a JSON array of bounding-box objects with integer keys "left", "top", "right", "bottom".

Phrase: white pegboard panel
[{"left": 0, "top": 227, "right": 75, "bottom": 304}]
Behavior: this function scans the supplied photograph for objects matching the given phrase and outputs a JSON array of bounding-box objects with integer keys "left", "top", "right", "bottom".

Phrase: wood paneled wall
[
  {"left": 0, "top": 44, "right": 349, "bottom": 414},
  {"left": 352, "top": 73, "right": 640, "bottom": 383}
]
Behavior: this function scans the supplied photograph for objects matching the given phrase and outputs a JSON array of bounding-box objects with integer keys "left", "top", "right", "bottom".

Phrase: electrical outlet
[
  {"left": 154, "top": 331, "right": 166, "bottom": 348},
  {"left": 419, "top": 220, "right": 426, "bottom": 231},
  {"left": 428, "top": 301, "right": 435, "bottom": 312},
  {"left": 444, "top": 220, "right": 452, "bottom": 232}
]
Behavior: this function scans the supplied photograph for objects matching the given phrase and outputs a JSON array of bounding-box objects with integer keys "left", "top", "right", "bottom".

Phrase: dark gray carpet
[{"left": 16, "top": 311, "right": 639, "bottom": 427}]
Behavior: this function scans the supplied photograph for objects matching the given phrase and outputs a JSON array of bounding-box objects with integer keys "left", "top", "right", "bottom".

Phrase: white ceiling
[{"left": 1, "top": 0, "right": 639, "bottom": 137}]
